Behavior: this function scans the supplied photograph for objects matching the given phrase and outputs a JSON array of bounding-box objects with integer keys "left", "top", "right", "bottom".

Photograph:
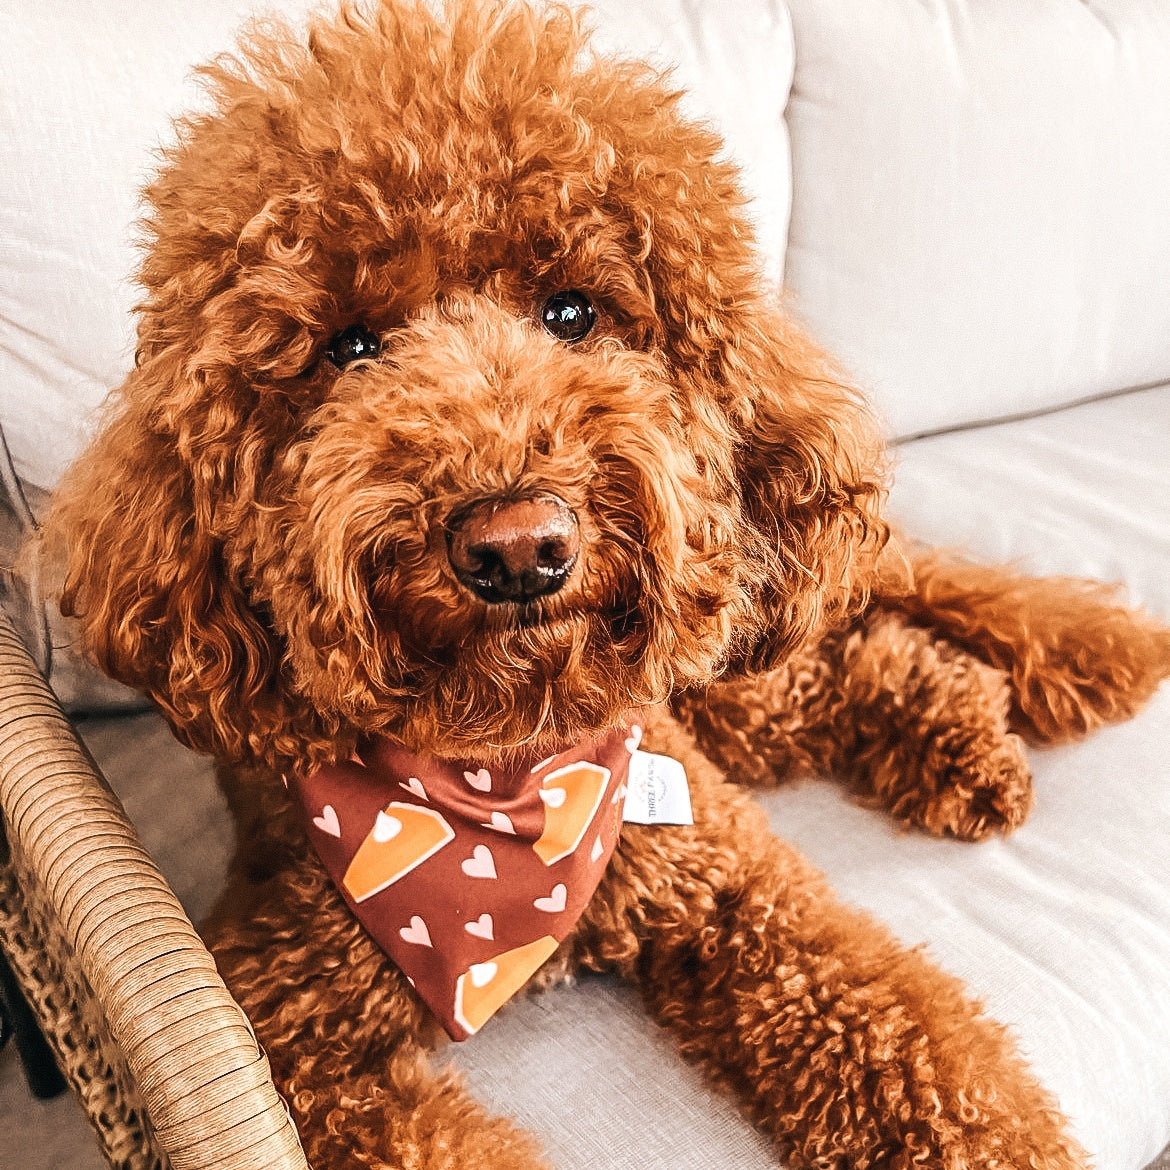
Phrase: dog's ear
[
  {"left": 722, "top": 310, "right": 890, "bottom": 673},
  {"left": 608, "top": 101, "right": 890, "bottom": 671},
  {"left": 45, "top": 354, "right": 309, "bottom": 766}
]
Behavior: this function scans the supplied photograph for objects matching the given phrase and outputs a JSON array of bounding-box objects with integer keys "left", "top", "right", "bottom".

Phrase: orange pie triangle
[
  {"left": 532, "top": 761, "right": 610, "bottom": 866},
  {"left": 343, "top": 802, "right": 455, "bottom": 903},
  {"left": 453, "top": 935, "right": 560, "bottom": 1035}
]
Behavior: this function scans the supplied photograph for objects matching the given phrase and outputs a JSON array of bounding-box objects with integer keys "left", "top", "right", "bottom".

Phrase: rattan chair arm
[{"left": 0, "top": 609, "right": 310, "bottom": 1170}]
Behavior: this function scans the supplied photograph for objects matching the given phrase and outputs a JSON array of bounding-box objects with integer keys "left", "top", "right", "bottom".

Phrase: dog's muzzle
[{"left": 446, "top": 493, "right": 580, "bottom": 604}]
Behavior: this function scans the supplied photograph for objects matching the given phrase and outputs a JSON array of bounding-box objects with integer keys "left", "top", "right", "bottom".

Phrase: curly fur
[{"left": 46, "top": 1, "right": 1169, "bottom": 1165}]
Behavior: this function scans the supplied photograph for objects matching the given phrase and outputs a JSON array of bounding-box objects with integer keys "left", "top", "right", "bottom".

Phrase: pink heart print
[
  {"left": 463, "top": 768, "right": 492, "bottom": 792},
  {"left": 461, "top": 844, "right": 497, "bottom": 879},
  {"left": 312, "top": 804, "right": 341, "bottom": 837},
  {"left": 465, "top": 913, "right": 494, "bottom": 940},
  {"left": 399, "top": 916, "right": 432, "bottom": 947},
  {"left": 399, "top": 776, "right": 428, "bottom": 800},
  {"left": 480, "top": 811, "right": 516, "bottom": 834},
  {"left": 534, "top": 883, "right": 568, "bottom": 913}
]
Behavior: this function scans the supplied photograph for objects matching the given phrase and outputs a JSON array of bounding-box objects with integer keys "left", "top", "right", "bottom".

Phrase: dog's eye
[
  {"left": 541, "top": 290, "right": 595, "bottom": 343},
  {"left": 325, "top": 324, "right": 381, "bottom": 368}
]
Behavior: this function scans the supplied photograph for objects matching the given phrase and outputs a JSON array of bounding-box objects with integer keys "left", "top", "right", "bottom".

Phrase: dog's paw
[
  {"left": 839, "top": 614, "right": 1037, "bottom": 839},
  {"left": 882, "top": 726, "right": 1033, "bottom": 840}
]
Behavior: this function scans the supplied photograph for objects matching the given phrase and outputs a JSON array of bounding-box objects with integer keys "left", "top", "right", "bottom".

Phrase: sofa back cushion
[
  {"left": 0, "top": 0, "right": 793, "bottom": 494},
  {"left": 782, "top": 0, "right": 1170, "bottom": 438}
]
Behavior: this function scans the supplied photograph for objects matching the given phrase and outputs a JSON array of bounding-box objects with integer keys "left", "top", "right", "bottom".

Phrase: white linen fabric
[
  {"left": 889, "top": 383, "right": 1170, "bottom": 619},
  {"left": 782, "top": 0, "right": 1170, "bottom": 440},
  {"left": 0, "top": 0, "right": 793, "bottom": 493},
  {"left": 0, "top": 0, "right": 314, "bottom": 493}
]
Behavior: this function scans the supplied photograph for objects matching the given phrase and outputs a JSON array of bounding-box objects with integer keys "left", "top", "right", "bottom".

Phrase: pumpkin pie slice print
[
  {"left": 343, "top": 801, "right": 455, "bottom": 903},
  {"left": 533, "top": 761, "right": 610, "bottom": 865},
  {"left": 453, "top": 935, "right": 560, "bottom": 1036}
]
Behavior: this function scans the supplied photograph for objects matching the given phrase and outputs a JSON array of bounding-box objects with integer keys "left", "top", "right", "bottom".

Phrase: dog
[{"left": 47, "top": 0, "right": 1170, "bottom": 1165}]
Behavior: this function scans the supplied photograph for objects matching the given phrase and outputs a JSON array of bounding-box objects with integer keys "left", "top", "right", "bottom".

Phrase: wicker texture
[
  {"left": 0, "top": 608, "right": 309, "bottom": 1170},
  {"left": 0, "top": 856, "right": 164, "bottom": 1168}
]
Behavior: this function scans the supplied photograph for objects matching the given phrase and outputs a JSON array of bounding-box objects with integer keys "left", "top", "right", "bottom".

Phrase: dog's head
[{"left": 50, "top": 0, "right": 886, "bottom": 772}]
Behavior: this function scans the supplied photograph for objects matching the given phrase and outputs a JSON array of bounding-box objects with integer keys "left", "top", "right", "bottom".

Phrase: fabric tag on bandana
[{"left": 622, "top": 750, "right": 693, "bottom": 825}]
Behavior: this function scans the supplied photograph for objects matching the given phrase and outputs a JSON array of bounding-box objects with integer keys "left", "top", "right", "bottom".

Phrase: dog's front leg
[
  {"left": 680, "top": 612, "right": 1035, "bottom": 840},
  {"left": 575, "top": 711, "right": 1086, "bottom": 1169},
  {"left": 683, "top": 549, "right": 1169, "bottom": 841},
  {"left": 204, "top": 863, "right": 550, "bottom": 1170}
]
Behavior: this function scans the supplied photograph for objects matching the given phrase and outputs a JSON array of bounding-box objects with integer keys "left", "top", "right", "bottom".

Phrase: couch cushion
[
  {"left": 782, "top": 0, "right": 1170, "bottom": 439},
  {"left": 0, "top": 0, "right": 793, "bottom": 494},
  {"left": 889, "top": 382, "right": 1170, "bottom": 619}
]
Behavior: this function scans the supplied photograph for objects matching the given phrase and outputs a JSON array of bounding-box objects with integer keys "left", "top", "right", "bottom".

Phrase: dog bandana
[{"left": 288, "top": 722, "right": 641, "bottom": 1039}]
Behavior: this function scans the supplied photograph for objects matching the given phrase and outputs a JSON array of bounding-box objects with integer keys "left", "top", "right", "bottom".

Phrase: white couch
[{"left": 1, "top": 1, "right": 1168, "bottom": 1167}]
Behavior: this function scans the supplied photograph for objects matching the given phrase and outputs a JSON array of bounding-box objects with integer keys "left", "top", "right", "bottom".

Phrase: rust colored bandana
[{"left": 288, "top": 722, "right": 641, "bottom": 1040}]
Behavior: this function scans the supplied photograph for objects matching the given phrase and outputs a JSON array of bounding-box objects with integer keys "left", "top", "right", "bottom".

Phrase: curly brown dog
[{"left": 47, "top": 0, "right": 1170, "bottom": 1165}]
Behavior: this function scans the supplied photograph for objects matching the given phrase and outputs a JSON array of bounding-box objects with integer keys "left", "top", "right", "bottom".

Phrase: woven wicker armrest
[{"left": 0, "top": 609, "right": 309, "bottom": 1170}]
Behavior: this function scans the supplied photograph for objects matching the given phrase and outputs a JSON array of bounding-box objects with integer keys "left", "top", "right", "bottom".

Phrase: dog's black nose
[{"left": 447, "top": 494, "right": 580, "bottom": 604}]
